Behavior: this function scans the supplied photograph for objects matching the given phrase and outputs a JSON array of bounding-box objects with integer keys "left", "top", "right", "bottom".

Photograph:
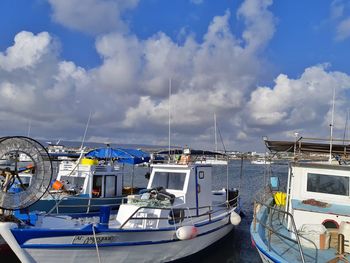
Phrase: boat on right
[{"left": 251, "top": 137, "right": 350, "bottom": 263}]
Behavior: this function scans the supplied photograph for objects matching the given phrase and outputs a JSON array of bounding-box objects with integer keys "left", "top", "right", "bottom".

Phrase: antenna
[
  {"left": 26, "top": 119, "right": 31, "bottom": 137},
  {"left": 343, "top": 109, "right": 349, "bottom": 145},
  {"left": 168, "top": 78, "right": 171, "bottom": 161},
  {"left": 214, "top": 113, "right": 218, "bottom": 153},
  {"left": 329, "top": 86, "right": 336, "bottom": 163},
  {"left": 81, "top": 111, "right": 92, "bottom": 150}
]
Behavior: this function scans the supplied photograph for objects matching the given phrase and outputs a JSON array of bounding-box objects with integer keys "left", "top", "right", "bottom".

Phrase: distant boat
[
  {"left": 195, "top": 157, "right": 228, "bottom": 165},
  {"left": 250, "top": 158, "right": 272, "bottom": 165},
  {"left": 47, "top": 143, "right": 81, "bottom": 160}
]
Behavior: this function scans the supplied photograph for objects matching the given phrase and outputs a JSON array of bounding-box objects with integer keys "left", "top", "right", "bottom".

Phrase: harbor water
[{"left": 2, "top": 160, "right": 288, "bottom": 263}]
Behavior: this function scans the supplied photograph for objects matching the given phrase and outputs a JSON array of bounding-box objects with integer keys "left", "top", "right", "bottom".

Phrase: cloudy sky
[{"left": 1, "top": 0, "right": 350, "bottom": 151}]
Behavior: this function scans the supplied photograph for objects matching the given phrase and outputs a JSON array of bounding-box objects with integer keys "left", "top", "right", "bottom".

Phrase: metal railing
[
  {"left": 44, "top": 191, "right": 240, "bottom": 231},
  {"left": 252, "top": 189, "right": 319, "bottom": 263},
  {"left": 119, "top": 193, "right": 240, "bottom": 229},
  {"left": 46, "top": 195, "right": 123, "bottom": 215}
]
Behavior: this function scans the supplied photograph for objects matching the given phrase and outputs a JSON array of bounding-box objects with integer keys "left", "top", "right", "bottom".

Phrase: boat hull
[
  {"left": 25, "top": 225, "right": 233, "bottom": 263},
  {"left": 4, "top": 214, "right": 234, "bottom": 263}
]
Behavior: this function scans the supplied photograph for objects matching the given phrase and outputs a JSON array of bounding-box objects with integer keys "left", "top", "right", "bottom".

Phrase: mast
[
  {"left": 80, "top": 111, "right": 92, "bottom": 151},
  {"left": 214, "top": 113, "right": 217, "bottom": 152},
  {"left": 168, "top": 78, "right": 171, "bottom": 161},
  {"left": 27, "top": 119, "right": 31, "bottom": 137},
  {"left": 329, "top": 86, "right": 336, "bottom": 163},
  {"left": 214, "top": 113, "right": 218, "bottom": 160}
]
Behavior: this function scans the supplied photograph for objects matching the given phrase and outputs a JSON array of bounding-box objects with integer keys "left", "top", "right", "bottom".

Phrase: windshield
[{"left": 151, "top": 172, "right": 186, "bottom": 190}]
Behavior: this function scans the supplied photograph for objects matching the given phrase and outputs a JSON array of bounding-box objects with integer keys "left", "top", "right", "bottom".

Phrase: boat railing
[
  {"left": 45, "top": 195, "right": 123, "bottom": 215},
  {"left": 252, "top": 188, "right": 318, "bottom": 263},
  {"left": 119, "top": 193, "right": 240, "bottom": 229}
]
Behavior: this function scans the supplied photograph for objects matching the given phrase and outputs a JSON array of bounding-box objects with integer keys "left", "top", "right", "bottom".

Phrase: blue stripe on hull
[
  {"left": 19, "top": 219, "right": 233, "bottom": 249},
  {"left": 13, "top": 211, "right": 233, "bottom": 245}
]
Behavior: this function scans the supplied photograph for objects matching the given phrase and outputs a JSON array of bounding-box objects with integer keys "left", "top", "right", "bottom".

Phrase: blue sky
[{"left": 0, "top": 0, "right": 350, "bottom": 151}]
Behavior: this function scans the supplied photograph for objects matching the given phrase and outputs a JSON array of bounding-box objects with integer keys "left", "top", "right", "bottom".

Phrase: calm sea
[{"left": 3, "top": 160, "right": 288, "bottom": 263}]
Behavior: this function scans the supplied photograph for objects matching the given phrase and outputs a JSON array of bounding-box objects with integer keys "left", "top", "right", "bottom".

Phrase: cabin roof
[
  {"left": 265, "top": 139, "right": 350, "bottom": 155},
  {"left": 292, "top": 161, "right": 350, "bottom": 171},
  {"left": 151, "top": 163, "right": 211, "bottom": 169}
]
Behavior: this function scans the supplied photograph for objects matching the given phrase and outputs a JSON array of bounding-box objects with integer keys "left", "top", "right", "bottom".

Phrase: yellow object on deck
[
  {"left": 80, "top": 158, "right": 98, "bottom": 165},
  {"left": 274, "top": 191, "right": 286, "bottom": 206}
]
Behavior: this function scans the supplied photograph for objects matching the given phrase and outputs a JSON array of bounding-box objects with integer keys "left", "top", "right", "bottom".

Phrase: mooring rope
[{"left": 92, "top": 225, "right": 101, "bottom": 263}]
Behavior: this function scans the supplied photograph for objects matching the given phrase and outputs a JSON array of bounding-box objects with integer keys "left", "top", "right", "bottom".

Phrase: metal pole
[
  {"left": 168, "top": 78, "right": 171, "bottom": 162},
  {"left": 329, "top": 86, "right": 336, "bottom": 163}
]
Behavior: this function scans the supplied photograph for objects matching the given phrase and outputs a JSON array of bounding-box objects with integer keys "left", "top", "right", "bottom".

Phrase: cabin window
[
  {"left": 105, "top": 175, "right": 116, "bottom": 197},
  {"left": 151, "top": 172, "right": 186, "bottom": 190},
  {"left": 59, "top": 176, "right": 85, "bottom": 191},
  {"left": 307, "top": 173, "right": 349, "bottom": 196},
  {"left": 92, "top": 176, "right": 102, "bottom": 197},
  {"left": 198, "top": 171, "right": 205, "bottom": 179}
]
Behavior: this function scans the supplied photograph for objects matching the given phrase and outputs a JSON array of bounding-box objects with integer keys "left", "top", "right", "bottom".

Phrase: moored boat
[
  {"left": 0, "top": 144, "right": 242, "bottom": 263},
  {"left": 251, "top": 137, "right": 350, "bottom": 262},
  {"left": 10, "top": 146, "right": 150, "bottom": 215}
]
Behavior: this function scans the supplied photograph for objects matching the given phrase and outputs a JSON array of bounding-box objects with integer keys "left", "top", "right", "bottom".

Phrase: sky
[{"left": 1, "top": 0, "right": 350, "bottom": 152}]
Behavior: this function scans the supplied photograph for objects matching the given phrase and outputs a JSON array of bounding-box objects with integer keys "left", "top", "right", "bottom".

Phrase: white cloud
[
  {"left": 8, "top": 1, "right": 350, "bottom": 150},
  {"left": 6, "top": 0, "right": 274, "bottom": 148},
  {"left": 0, "top": 31, "right": 52, "bottom": 71},
  {"left": 246, "top": 65, "right": 350, "bottom": 138},
  {"left": 48, "top": 0, "right": 139, "bottom": 35},
  {"left": 237, "top": 0, "right": 276, "bottom": 52},
  {"left": 336, "top": 17, "right": 350, "bottom": 40},
  {"left": 330, "top": 0, "right": 345, "bottom": 20}
]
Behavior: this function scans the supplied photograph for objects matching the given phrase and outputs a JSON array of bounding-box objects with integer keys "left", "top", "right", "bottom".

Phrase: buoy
[
  {"left": 230, "top": 211, "right": 241, "bottom": 225},
  {"left": 52, "top": 180, "right": 64, "bottom": 190},
  {"left": 176, "top": 226, "right": 198, "bottom": 240}
]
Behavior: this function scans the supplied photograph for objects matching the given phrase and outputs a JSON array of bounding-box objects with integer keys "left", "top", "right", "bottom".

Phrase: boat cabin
[
  {"left": 55, "top": 158, "right": 123, "bottom": 198},
  {"left": 116, "top": 162, "right": 219, "bottom": 228},
  {"left": 287, "top": 162, "right": 350, "bottom": 230},
  {"left": 147, "top": 163, "right": 212, "bottom": 211}
]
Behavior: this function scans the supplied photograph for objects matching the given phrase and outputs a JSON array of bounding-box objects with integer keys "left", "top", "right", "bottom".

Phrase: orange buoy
[{"left": 52, "top": 180, "right": 64, "bottom": 190}]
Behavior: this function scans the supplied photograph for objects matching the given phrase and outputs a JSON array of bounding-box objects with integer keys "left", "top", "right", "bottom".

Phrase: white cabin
[
  {"left": 287, "top": 162, "right": 350, "bottom": 230},
  {"left": 55, "top": 159, "right": 123, "bottom": 198},
  {"left": 116, "top": 163, "right": 225, "bottom": 229},
  {"left": 147, "top": 163, "right": 212, "bottom": 210}
]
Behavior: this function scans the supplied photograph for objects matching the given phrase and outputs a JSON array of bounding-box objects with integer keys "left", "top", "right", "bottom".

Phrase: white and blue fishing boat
[
  {"left": 7, "top": 145, "right": 150, "bottom": 215},
  {"left": 0, "top": 139, "right": 242, "bottom": 263},
  {"left": 251, "top": 137, "right": 350, "bottom": 263}
]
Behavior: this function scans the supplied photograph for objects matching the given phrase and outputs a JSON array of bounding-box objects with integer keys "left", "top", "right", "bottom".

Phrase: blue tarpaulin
[{"left": 85, "top": 147, "right": 150, "bottom": 165}]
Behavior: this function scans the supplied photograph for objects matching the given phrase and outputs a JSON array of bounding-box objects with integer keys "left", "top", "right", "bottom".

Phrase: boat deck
[
  {"left": 252, "top": 200, "right": 350, "bottom": 262},
  {"left": 292, "top": 199, "right": 350, "bottom": 217}
]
